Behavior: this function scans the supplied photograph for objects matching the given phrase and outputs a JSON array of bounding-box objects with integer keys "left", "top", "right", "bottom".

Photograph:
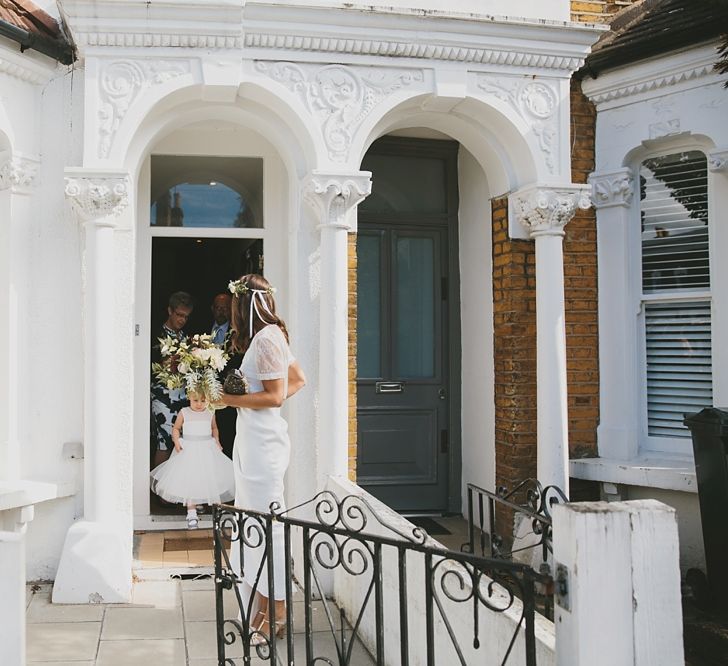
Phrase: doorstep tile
[
  {"left": 28, "top": 662, "right": 94, "bottom": 666},
  {"left": 187, "top": 550, "right": 214, "bottom": 566},
  {"left": 101, "top": 607, "right": 183, "bottom": 640},
  {"left": 96, "top": 639, "right": 185, "bottom": 665},
  {"left": 163, "top": 550, "right": 188, "bottom": 567},
  {"left": 26, "top": 622, "right": 101, "bottom": 662},
  {"left": 180, "top": 576, "right": 215, "bottom": 591}
]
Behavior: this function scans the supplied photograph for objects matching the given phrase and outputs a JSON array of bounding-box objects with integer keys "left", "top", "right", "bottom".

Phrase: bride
[{"left": 218, "top": 273, "right": 306, "bottom": 644}]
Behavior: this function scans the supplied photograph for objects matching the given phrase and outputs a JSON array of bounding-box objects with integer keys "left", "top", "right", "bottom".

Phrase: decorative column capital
[
  {"left": 303, "top": 171, "right": 372, "bottom": 232},
  {"left": 64, "top": 170, "right": 130, "bottom": 225},
  {"left": 588, "top": 168, "right": 634, "bottom": 209},
  {"left": 509, "top": 184, "right": 591, "bottom": 238},
  {"left": 0, "top": 153, "right": 40, "bottom": 194},
  {"left": 708, "top": 147, "right": 728, "bottom": 173}
]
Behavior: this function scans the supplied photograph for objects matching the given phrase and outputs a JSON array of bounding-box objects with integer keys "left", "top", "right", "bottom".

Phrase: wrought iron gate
[{"left": 213, "top": 491, "right": 543, "bottom": 665}]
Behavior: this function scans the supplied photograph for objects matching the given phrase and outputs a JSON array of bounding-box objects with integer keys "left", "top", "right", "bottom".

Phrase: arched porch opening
[{"left": 351, "top": 99, "right": 538, "bottom": 517}]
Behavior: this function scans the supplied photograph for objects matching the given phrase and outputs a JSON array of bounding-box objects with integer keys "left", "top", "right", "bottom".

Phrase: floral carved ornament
[{"left": 255, "top": 62, "right": 424, "bottom": 163}]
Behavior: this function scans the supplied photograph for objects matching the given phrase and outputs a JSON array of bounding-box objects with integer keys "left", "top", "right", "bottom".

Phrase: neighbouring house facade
[
  {"left": 0, "top": 0, "right": 720, "bottom": 638},
  {"left": 574, "top": 0, "right": 728, "bottom": 573}
]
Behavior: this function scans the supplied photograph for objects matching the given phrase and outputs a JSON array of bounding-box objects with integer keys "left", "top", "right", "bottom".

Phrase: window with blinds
[{"left": 639, "top": 150, "right": 712, "bottom": 442}]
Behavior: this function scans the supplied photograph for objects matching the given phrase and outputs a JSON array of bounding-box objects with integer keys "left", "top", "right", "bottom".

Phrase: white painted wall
[
  {"left": 625, "top": 486, "right": 705, "bottom": 573},
  {"left": 458, "top": 147, "right": 495, "bottom": 515}
]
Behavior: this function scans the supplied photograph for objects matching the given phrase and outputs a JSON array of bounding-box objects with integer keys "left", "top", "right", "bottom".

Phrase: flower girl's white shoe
[{"left": 187, "top": 516, "right": 199, "bottom": 529}]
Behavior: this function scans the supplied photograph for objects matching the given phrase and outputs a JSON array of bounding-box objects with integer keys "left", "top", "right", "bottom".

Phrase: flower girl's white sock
[{"left": 186, "top": 508, "right": 197, "bottom": 519}]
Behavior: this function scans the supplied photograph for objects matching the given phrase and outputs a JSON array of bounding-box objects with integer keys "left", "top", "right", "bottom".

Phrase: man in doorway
[
  {"left": 208, "top": 292, "right": 237, "bottom": 459},
  {"left": 210, "top": 292, "right": 232, "bottom": 346},
  {"left": 151, "top": 291, "right": 194, "bottom": 468}
]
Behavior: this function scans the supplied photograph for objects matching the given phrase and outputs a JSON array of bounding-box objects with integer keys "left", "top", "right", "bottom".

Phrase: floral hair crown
[{"left": 228, "top": 278, "right": 277, "bottom": 298}]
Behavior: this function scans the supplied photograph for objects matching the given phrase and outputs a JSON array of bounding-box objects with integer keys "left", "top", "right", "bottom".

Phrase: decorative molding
[
  {"left": 476, "top": 75, "right": 559, "bottom": 174},
  {"left": 509, "top": 184, "right": 591, "bottom": 238},
  {"left": 588, "top": 168, "right": 634, "bottom": 209},
  {"left": 708, "top": 148, "right": 728, "bottom": 173},
  {"left": 97, "top": 60, "right": 190, "bottom": 158},
  {"left": 242, "top": 3, "right": 603, "bottom": 74},
  {"left": 0, "top": 57, "right": 50, "bottom": 85},
  {"left": 0, "top": 154, "right": 40, "bottom": 193},
  {"left": 61, "top": 0, "right": 244, "bottom": 52},
  {"left": 64, "top": 174, "right": 130, "bottom": 224},
  {"left": 255, "top": 62, "right": 424, "bottom": 163},
  {"left": 582, "top": 45, "right": 722, "bottom": 108},
  {"left": 246, "top": 33, "right": 585, "bottom": 72},
  {"left": 303, "top": 172, "right": 372, "bottom": 232}
]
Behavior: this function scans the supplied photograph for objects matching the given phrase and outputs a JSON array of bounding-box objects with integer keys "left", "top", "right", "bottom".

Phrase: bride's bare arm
[
  {"left": 218, "top": 378, "right": 286, "bottom": 409},
  {"left": 287, "top": 361, "right": 306, "bottom": 398}
]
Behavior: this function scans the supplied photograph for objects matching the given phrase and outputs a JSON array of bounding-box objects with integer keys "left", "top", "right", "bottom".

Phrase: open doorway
[{"left": 148, "top": 236, "right": 263, "bottom": 517}]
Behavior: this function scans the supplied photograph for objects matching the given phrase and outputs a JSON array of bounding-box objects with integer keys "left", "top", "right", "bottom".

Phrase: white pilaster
[
  {"left": 53, "top": 171, "right": 132, "bottom": 604},
  {"left": 509, "top": 184, "right": 591, "bottom": 494},
  {"left": 589, "top": 168, "right": 639, "bottom": 459},
  {"left": 304, "top": 171, "right": 371, "bottom": 483},
  {"left": 0, "top": 153, "right": 39, "bottom": 482}
]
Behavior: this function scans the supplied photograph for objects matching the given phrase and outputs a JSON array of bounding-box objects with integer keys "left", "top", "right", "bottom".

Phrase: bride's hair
[{"left": 230, "top": 273, "right": 289, "bottom": 354}]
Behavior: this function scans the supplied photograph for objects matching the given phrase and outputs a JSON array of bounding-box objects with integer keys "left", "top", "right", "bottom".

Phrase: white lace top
[{"left": 238, "top": 325, "right": 295, "bottom": 397}]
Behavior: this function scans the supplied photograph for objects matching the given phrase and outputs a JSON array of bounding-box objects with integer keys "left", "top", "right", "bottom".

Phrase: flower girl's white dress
[{"left": 150, "top": 407, "right": 235, "bottom": 505}]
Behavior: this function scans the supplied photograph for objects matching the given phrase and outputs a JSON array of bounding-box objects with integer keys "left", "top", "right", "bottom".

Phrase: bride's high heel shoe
[{"left": 249, "top": 610, "right": 286, "bottom": 646}]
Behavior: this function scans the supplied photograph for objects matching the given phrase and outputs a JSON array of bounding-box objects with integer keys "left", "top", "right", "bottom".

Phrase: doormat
[
  {"left": 406, "top": 517, "right": 451, "bottom": 536},
  {"left": 164, "top": 538, "right": 213, "bottom": 552}
]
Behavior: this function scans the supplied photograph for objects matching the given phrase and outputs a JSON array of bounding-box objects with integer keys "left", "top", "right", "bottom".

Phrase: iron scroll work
[{"left": 213, "top": 491, "right": 542, "bottom": 665}]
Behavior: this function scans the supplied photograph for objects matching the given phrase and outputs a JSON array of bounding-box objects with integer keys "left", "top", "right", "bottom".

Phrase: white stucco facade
[
  {"left": 0, "top": 0, "right": 605, "bottom": 610},
  {"left": 576, "top": 40, "right": 728, "bottom": 571}
]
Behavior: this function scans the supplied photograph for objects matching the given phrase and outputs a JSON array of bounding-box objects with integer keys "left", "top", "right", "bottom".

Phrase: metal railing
[
  {"left": 213, "top": 491, "right": 543, "bottom": 665},
  {"left": 462, "top": 480, "right": 568, "bottom": 620}
]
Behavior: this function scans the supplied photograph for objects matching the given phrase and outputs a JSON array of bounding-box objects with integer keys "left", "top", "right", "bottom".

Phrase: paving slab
[
  {"left": 185, "top": 620, "right": 244, "bottom": 660},
  {"left": 96, "top": 638, "right": 185, "bottom": 665},
  {"left": 182, "top": 588, "right": 239, "bottom": 621},
  {"left": 130, "top": 580, "right": 181, "bottom": 609},
  {"left": 27, "top": 593, "right": 106, "bottom": 624},
  {"left": 26, "top": 622, "right": 101, "bottom": 662},
  {"left": 180, "top": 576, "right": 216, "bottom": 591},
  {"left": 101, "top": 607, "right": 184, "bottom": 641}
]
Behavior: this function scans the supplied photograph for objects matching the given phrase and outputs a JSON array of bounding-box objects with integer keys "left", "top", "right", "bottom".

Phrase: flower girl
[{"left": 150, "top": 392, "right": 235, "bottom": 528}]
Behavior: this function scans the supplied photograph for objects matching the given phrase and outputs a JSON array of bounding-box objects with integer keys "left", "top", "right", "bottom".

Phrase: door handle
[
  {"left": 376, "top": 382, "right": 404, "bottom": 394},
  {"left": 438, "top": 388, "right": 447, "bottom": 400}
]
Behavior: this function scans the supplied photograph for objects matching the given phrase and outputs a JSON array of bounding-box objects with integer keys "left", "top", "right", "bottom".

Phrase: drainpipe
[{"left": 0, "top": 19, "right": 75, "bottom": 65}]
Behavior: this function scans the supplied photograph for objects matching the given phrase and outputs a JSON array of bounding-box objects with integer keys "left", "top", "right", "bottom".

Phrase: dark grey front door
[{"left": 356, "top": 137, "right": 459, "bottom": 512}]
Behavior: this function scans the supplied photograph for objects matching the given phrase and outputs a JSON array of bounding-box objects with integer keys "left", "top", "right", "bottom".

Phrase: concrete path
[{"left": 26, "top": 576, "right": 374, "bottom": 665}]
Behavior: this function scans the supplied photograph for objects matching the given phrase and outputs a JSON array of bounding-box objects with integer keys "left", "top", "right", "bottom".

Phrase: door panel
[
  {"left": 357, "top": 225, "right": 449, "bottom": 511},
  {"left": 356, "top": 137, "right": 459, "bottom": 513}
]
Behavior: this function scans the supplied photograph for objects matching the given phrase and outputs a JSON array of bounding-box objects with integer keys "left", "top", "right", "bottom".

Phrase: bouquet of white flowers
[{"left": 152, "top": 333, "right": 229, "bottom": 405}]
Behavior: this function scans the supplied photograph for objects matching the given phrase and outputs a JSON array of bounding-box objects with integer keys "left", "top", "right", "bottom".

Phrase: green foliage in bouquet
[{"left": 152, "top": 334, "right": 229, "bottom": 404}]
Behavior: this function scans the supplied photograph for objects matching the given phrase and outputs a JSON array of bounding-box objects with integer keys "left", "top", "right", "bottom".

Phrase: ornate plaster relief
[
  {"left": 589, "top": 169, "right": 634, "bottom": 209},
  {"left": 303, "top": 172, "right": 372, "bottom": 231},
  {"left": 476, "top": 75, "right": 559, "bottom": 174},
  {"left": 65, "top": 175, "right": 130, "bottom": 223},
  {"left": 0, "top": 154, "right": 40, "bottom": 193},
  {"left": 254, "top": 62, "right": 424, "bottom": 164},
  {"left": 509, "top": 184, "right": 591, "bottom": 237},
  {"left": 97, "top": 60, "right": 191, "bottom": 158}
]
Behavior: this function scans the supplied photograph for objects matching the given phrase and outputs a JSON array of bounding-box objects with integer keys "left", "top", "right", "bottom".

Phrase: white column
[
  {"left": 553, "top": 500, "right": 683, "bottom": 666},
  {"left": 589, "top": 169, "right": 638, "bottom": 459},
  {"left": 53, "top": 172, "right": 132, "bottom": 603},
  {"left": 0, "top": 505, "right": 35, "bottom": 666},
  {"left": 304, "top": 172, "right": 371, "bottom": 483},
  {"left": 510, "top": 184, "right": 591, "bottom": 494}
]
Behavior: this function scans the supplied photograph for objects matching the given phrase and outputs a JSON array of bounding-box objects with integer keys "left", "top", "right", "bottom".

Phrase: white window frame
[{"left": 632, "top": 140, "right": 715, "bottom": 457}]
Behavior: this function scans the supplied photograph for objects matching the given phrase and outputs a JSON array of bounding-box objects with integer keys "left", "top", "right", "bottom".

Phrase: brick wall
[
  {"left": 491, "top": 82, "right": 601, "bottom": 499},
  {"left": 491, "top": 198, "right": 538, "bottom": 492}
]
